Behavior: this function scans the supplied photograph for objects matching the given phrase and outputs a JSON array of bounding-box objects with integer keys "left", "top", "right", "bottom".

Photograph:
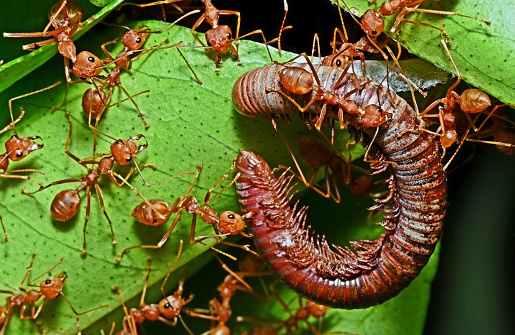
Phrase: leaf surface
[
  {"left": 0, "top": 18, "right": 439, "bottom": 335},
  {"left": 329, "top": 0, "right": 515, "bottom": 104}
]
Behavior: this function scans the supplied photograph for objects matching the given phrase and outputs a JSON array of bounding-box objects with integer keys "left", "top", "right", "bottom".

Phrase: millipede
[{"left": 233, "top": 60, "right": 447, "bottom": 308}]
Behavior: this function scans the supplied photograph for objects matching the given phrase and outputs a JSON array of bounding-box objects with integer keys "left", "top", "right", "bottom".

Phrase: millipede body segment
[{"left": 233, "top": 62, "right": 447, "bottom": 309}]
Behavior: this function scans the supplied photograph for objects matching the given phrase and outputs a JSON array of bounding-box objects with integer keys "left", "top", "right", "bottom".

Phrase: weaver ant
[
  {"left": 269, "top": 53, "right": 393, "bottom": 132},
  {"left": 113, "top": 241, "right": 217, "bottom": 335},
  {"left": 320, "top": 0, "right": 426, "bottom": 110},
  {"left": 411, "top": 39, "right": 514, "bottom": 166},
  {"left": 0, "top": 82, "right": 61, "bottom": 242},
  {"left": 237, "top": 284, "right": 338, "bottom": 335},
  {"left": 198, "top": 260, "right": 261, "bottom": 335},
  {"left": 78, "top": 11, "right": 201, "bottom": 131},
  {"left": 286, "top": 135, "right": 373, "bottom": 203},
  {"left": 116, "top": 160, "right": 254, "bottom": 262},
  {"left": 3, "top": 0, "right": 90, "bottom": 82},
  {"left": 0, "top": 254, "right": 106, "bottom": 335},
  {"left": 22, "top": 112, "right": 157, "bottom": 257},
  {"left": 465, "top": 113, "right": 515, "bottom": 156},
  {"left": 369, "top": 0, "right": 490, "bottom": 36},
  {"left": 190, "top": 0, "right": 273, "bottom": 72}
]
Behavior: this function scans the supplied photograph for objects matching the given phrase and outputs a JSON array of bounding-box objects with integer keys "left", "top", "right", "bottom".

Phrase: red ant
[
  {"left": 3, "top": 0, "right": 90, "bottom": 79},
  {"left": 113, "top": 241, "right": 217, "bottom": 335},
  {"left": 369, "top": 0, "right": 490, "bottom": 36},
  {"left": 465, "top": 112, "right": 515, "bottom": 156},
  {"left": 320, "top": 0, "right": 426, "bottom": 110},
  {"left": 268, "top": 53, "right": 392, "bottom": 132},
  {"left": 285, "top": 135, "right": 373, "bottom": 203},
  {"left": 22, "top": 112, "right": 157, "bottom": 257},
  {"left": 412, "top": 40, "right": 514, "bottom": 167},
  {"left": 0, "top": 82, "right": 61, "bottom": 242},
  {"left": 0, "top": 254, "right": 106, "bottom": 335},
  {"left": 190, "top": 0, "right": 273, "bottom": 72},
  {"left": 116, "top": 160, "right": 254, "bottom": 262},
  {"left": 3, "top": 0, "right": 84, "bottom": 59},
  {"left": 199, "top": 259, "right": 258, "bottom": 335},
  {"left": 237, "top": 285, "right": 339, "bottom": 335},
  {"left": 76, "top": 12, "right": 201, "bottom": 131}
]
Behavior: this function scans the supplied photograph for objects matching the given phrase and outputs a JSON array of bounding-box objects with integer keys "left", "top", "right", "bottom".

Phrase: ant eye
[
  {"left": 136, "top": 38, "right": 141, "bottom": 43},
  {"left": 88, "top": 56, "right": 95, "bottom": 62},
  {"left": 227, "top": 33, "right": 231, "bottom": 39},
  {"left": 228, "top": 214, "right": 235, "bottom": 220},
  {"left": 45, "top": 279, "right": 51, "bottom": 284},
  {"left": 164, "top": 302, "right": 170, "bottom": 309},
  {"left": 125, "top": 157, "right": 132, "bottom": 162},
  {"left": 16, "top": 151, "right": 23, "bottom": 158},
  {"left": 336, "top": 60, "right": 342, "bottom": 67}
]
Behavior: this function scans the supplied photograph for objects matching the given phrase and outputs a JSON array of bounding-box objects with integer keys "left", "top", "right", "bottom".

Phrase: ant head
[
  {"left": 361, "top": 10, "right": 384, "bottom": 38},
  {"left": 48, "top": 0, "right": 84, "bottom": 29},
  {"left": 321, "top": 50, "right": 351, "bottom": 70},
  {"left": 40, "top": 271, "right": 67, "bottom": 300},
  {"left": 73, "top": 51, "right": 104, "bottom": 79},
  {"left": 217, "top": 211, "right": 246, "bottom": 235},
  {"left": 158, "top": 295, "right": 183, "bottom": 319},
  {"left": 441, "top": 129, "right": 458, "bottom": 148},
  {"left": 122, "top": 26, "right": 150, "bottom": 51},
  {"left": 205, "top": 25, "right": 233, "bottom": 53},
  {"left": 111, "top": 134, "right": 147, "bottom": 166},
  {"left": 5, "top": 135, "right": 43, "bottom": 161}
]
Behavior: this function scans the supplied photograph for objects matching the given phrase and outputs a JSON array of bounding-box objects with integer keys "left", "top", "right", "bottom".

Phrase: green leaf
[
  {"left": 0, "top": 21, "right": 324, "bottom": 334},
  {"left": 0, "top": 18, "right": 440, "bottom": 335},
  {"left": 328, "top": 0, "right": 515, "bottom": 104},
  {"left": 0, "top": 0, "right": 126, "bottom": 94}
]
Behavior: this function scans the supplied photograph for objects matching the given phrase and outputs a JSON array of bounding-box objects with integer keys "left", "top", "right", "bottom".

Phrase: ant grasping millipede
[
  {"left": 321, "top": 0, "right": 427, "bottom": 111},
  {"left": 265, "top": 53, "right": 391, "bottom": 133},
  {"left": 0, "top": 254, "right": 106, "bottom": 335},
  {"left": 405, "top": 38, "right": 514, "bottom": 167},
  {"left": 0, "top": 82, "right": 61, "bottom": 242},
  {"left": 22, "top": 112, "right": 159, "bottom": 257},
  {"left": 113, "top": 241, "right": 217, "bottom": 335},
  {"left": 116, "top": 160, "right": 254, "bottom": 262}
]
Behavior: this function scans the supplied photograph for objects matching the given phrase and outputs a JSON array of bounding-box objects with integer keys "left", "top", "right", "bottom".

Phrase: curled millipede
[{"left": 233, "top": 62, "right": 447, "bottom": 309}]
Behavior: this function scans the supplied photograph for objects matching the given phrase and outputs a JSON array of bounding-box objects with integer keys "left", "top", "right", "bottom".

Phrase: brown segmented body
[{"left": 233, "top": 62, "right": 447, "bottom": 308}]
